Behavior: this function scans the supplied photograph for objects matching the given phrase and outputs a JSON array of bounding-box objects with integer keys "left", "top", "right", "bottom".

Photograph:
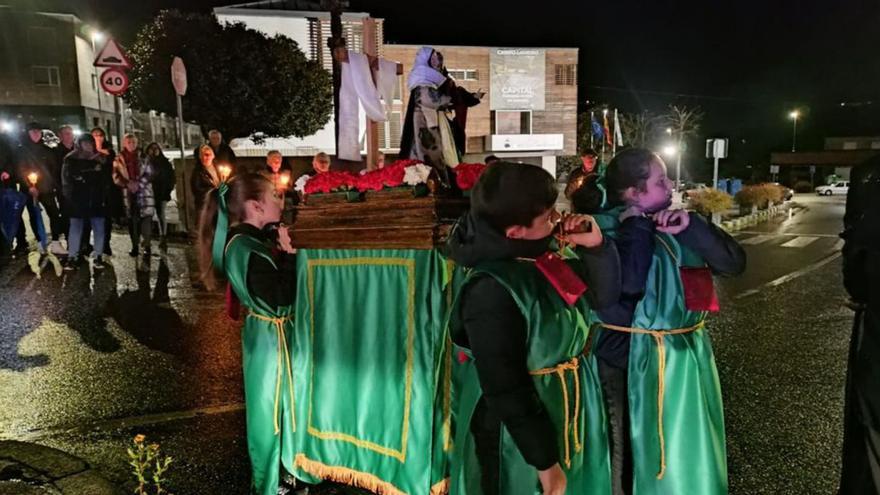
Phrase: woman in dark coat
[
  {"left": 62, "top": 134, "right": 110, "bottom": 270},
  {"left": 146, "top": 142, "right": 174, "bottom": 250}
]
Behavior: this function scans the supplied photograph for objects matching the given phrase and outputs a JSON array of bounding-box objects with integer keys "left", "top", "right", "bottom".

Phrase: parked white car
[{"left": 815, "top": 181, "right": 849, "bottom": 196}]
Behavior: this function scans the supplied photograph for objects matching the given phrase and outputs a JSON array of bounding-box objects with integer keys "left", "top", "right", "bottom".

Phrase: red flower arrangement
[
  {"left": 356, "top": 161, "right": 407, "bottom": 191},
  {"left": 303, "top": 171, "right": 358, "bottom": 194},
  {"left": 454, "top": 163, "right": 488, "bottom": 191}
]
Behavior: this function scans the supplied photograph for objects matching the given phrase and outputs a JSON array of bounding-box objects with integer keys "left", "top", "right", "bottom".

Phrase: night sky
[{"left": 20, "top": 0, "right": 880, "bottom": 178}]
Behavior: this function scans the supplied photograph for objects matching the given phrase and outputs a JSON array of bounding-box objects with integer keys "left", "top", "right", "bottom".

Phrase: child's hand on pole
[
  {"left": 653, "top": 209, "right": 690, "bottom": 235},
  {"left": 562, "top": 214, "right": 603, "bottom": 249},
  {"left": 276, "top": 225, "right": 296, "bottom": 254}
]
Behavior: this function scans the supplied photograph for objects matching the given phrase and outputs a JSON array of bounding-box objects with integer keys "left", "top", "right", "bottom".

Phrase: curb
[
  {"left": 720, "top": 203, "right": 798, "bottom": 232},
  {"left": 0, "top": 441, "right": 121, "bottom": 494}
]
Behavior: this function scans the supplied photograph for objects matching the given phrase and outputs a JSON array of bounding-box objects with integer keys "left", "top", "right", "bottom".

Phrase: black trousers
[
  {"left": 471, "top": 398, "right": 501, "bottom": 495},
  {"left": 839, "top": 308, "right": 880, "bottom": 495},
  {"left": 598, "top": 358, "right": 634, "bottom": 495}
]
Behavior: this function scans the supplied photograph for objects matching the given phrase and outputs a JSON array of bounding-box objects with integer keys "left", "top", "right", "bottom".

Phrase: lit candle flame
[
  {"left": 279, "top": 173, "right": 291, "bottom": 188},
  {"left": 27, "top": 172, "right": 38, "bottom": 186},
  {"left": 217, "top": 164, "right": 231, "bottom": 181}
]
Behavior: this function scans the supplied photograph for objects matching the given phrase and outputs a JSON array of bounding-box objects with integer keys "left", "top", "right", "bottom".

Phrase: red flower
[
  {"left": 455, "top": 163, "right": 488, "bottom": 191},
  {"left": 356, "top": 161, "right": 407, "bottom": 191},
  {"left": 304, "top": 171, "right": 358, "bottom": 194}
]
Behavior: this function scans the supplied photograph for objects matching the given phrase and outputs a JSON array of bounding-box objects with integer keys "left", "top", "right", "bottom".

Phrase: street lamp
[
  {"left": 662, "top": 144, "right": 678, "bottom": 158},
  {"left": 789, "top": 110, "right": 800, "bottom": 152}
]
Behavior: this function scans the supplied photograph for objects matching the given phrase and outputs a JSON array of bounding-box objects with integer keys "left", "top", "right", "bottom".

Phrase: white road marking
[
  {"left": 781, "top": 236, "right": 820, "bottom": 248},
  {"left": 734, "top": 251, "right": 842, "bottom": 300}
]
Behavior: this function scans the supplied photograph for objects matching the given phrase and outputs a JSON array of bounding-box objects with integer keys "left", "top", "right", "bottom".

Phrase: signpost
[
  {"left": 93, "top": 38, "right": 132, "bottom": 148},
  {"left": 706, "top": 138, "right": 729, "bottom": 189},
  {"left": 171, "top": 56, "right": 190, "bottom": 231},
  {"left": 99, "top": 68, "right": 130, "bottom": 96}
]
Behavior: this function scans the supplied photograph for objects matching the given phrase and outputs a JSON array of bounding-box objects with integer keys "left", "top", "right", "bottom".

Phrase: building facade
[
  {"left": 384, "top": 44, "right": 578, "bottom": 174},
  {"left": 0, "top": 6, "right": 201, "bottom": 151}
]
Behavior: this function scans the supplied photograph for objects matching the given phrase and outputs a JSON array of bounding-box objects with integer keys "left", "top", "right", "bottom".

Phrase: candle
[
  {"left": 279, "top": 172, "right": 291, "bottom": 189},
  {"left": 217, "top": 164, "right": 232, "bottom": 182},
  {"left": 27, "top": 172, "right": 38, "bottom": 186}
]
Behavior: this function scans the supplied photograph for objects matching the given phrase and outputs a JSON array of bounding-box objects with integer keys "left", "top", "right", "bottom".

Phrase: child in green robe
[
  {"left": 198, "top": 172, "right": 302, "bottom": 495},
  {"left": 444, "top": 162, "right": 621, "bottom": 495},
  {"left": 571, "top": 148, "right": 746, "bottom": 495}
]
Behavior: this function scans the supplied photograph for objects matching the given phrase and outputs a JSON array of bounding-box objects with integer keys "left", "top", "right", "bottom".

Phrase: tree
[
  {"left": 619, "top": 110, "right": 661, "bottom": 148},
  {"left": 661, "top": 105, "right": 704, "bottom": 185},
  {"left": 126, "top": 10, "right": 333, "bottom": 141}
]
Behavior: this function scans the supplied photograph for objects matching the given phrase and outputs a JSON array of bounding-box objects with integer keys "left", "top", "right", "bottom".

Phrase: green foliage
[
  {"left": 687, "top": 188, "right": 733, "bottom": 215},
  {"left": 126, "top": 10, "right": 332, "bottom": 140},
  {"left": 735, "top": 183, "right": 785, "bottom": 209},
  {"left": 128, "top": 434, "right": 173, "bottom": 495}
]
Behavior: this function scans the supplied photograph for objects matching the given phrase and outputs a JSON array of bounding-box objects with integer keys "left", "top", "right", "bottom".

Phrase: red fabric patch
[
  {"left": 457, "top": 350, "right": 470, "bottom": 364},
  {"left": 225, "top": 282, "right": 241, "bottom": 321},
  {"left": 535, "top": 252, "right": 588, "bottom": 306},
  {"left": 680, "top": 266, "right": 720, "bottom": 312}
]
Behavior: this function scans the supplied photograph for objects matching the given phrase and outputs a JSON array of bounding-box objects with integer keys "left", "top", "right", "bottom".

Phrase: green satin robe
[
  {"left": 225, "top": 233, "right": 297, "bottom": 495},
  {"left": 448, "top": 259, "right": 612, "bottom": 495},
  {"left": 593, "top": 211, "right": 728, "bottom": 495}
]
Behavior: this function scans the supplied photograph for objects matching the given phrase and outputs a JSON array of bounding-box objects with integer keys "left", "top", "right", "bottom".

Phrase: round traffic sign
[{"left": 100, "top": 68, "right": 130, "bottom": 96}]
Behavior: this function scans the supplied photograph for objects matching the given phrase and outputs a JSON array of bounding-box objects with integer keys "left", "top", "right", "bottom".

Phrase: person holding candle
[
  {"left": 191, "top": 144, "right": 222, "bottom": 217},
  {"left": 196, "top": 172, "right": 304, "bottom": 495},
  {"left": 13, "top": 123, "right": 57, "bottom": 254},
  {"left": 62, "top": 133, "right": 110, "bottom": 270},
  {"left": 263, "top": 150, "right": 293, "bottom": 191}
]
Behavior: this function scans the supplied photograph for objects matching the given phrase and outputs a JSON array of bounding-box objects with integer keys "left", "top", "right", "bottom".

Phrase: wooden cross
[{"left": 330, "top": 16, "right": 403, "bottom": 171}]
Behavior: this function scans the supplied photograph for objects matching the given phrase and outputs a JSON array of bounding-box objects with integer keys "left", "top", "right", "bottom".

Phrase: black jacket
[
  {"left": 62, "top": 154, "right": 109, "bottom": 218},
  {"left": 190, "top": 162, "right": 217, "bottom": 214},
  {"left": 444, "top": 212, "right": 621, "bottom": 470},
  {"left": 151, "top": 154, "right": 175, "bottom": 202},
  {"left": 16, "top": 137, "right": 55, "bottom": 194}
]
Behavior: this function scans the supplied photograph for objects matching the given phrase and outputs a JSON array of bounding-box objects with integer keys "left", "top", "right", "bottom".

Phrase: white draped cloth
[{"left": 339, "top": 50, "right": 386, "bottom": 161}]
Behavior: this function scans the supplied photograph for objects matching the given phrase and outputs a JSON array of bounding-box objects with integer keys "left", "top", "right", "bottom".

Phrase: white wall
[{"left": 75, "top": 36, "right": 115, "bottom": 112}]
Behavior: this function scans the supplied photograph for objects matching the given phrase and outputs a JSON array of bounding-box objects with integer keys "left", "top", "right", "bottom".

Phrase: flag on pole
[
  {"left": 603, "top": 112, "right": 612, "bottom": 146},
  {"left": 614, "top": 109, "right": 624, "bottom": 148},
  {"left": 591, "top": 113, "right": 604, "bottom": 141}
]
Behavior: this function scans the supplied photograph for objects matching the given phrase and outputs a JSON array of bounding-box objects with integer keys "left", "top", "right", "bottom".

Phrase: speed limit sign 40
[{"left": 100, "top": 68, "right": 130, "bottom": 96}]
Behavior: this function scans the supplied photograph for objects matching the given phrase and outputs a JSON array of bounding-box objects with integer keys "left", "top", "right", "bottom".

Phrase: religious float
[{"left": 283, "top": 160, "right": 487, "bottom": 495}]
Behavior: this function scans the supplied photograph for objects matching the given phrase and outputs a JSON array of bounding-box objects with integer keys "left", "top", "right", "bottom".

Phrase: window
[
  {"left": 32, "top": 66, "right": 60, "bottom": 86},
  {"left": 843, "top": 141, "right": 858, "bottom": 150},
  {"left": 494, "top": 111, "right": 531, "bottom": 135},
  {"left": 554, "top": 64, "right": 577, "bottom": 86},
  {"left": 871, "top": 141, "right": 880, "bottom": 149},
  {"left": 378, "top": 111, "right": 403, "bottom": 149},
  {"left": 447, "top": 69, "right": 479, "bottom": 81}
]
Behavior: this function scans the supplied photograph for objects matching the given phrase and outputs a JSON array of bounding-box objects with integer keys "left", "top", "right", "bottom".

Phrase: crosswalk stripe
[
  {"left": 740, "top": 234, "right": 776, "bottom": 245},
  {"left": 781, "top": 236, "right": 820, "bottom": 248}
]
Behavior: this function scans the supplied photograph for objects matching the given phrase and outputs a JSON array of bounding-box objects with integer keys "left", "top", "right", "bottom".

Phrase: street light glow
[
  {"left": 662, "top": 144, "right": 678, "bottom": 157},
  {"left": 789, "top": 110, "right": 800, "bottom": 120},
  {"left": 0, "top": 121, "right": 15, "bottom": 133},
  {"left": 91, "top": 31, "right": 104, "bottom": 43},
  {"left": 666, "top": 127, "right": 673, "bottom": 135}
]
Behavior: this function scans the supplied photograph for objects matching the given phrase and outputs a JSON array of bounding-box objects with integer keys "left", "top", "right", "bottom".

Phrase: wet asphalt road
[{"left": 0, "top": 194, "right": 854, "bottom": 494}]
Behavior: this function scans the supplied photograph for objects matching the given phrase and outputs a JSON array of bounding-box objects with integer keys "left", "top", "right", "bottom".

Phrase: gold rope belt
[
  {"left": 529, "top": 357, "right": 581, "bottom": 469},
  {"left": 247, "top": 312, "right": 296, "bottom": 435},
  {"left": 600, "top": 321, "right": 705, "bottom": 479}
]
